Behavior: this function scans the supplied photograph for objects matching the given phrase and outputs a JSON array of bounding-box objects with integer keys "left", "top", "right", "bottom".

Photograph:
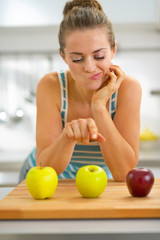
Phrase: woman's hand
[
  {"left": 63, "top": 118, "right": 105, "bottom": 145},
  {"left": 92, "top": 64, "right": 125, "bottom": 107}
]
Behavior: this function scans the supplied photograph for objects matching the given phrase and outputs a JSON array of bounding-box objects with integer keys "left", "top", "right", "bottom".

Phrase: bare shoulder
[
  {"left": 36, "top": 72, "right": 60, "bottom": 104},
  {"left": 120, "top": 75, "right": 141, "bottom": 92},
  {"left": 118, "top": 75, "right": 142, "bottom": 104},
  {"left": 37, "top": 72, "right": 59, "bottom": 95}
]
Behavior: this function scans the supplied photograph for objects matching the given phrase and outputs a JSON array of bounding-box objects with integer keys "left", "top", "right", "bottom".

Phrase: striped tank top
[{"left": 58, "top": 70, "right": 118, "bottom": 179}]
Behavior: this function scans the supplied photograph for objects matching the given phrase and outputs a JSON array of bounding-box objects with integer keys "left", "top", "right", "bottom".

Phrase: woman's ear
[
  {"left": 59, "top": 48, "right": 67, "bottom": 64},
  {"left": 111, "top": 41, "right": 117, "bottom": 59},
  {"left": 59, "top": 48, "right": 64, "bottom": 58}
]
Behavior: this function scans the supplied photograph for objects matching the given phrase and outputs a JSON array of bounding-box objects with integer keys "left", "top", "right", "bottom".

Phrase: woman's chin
[{"left": 87, "top": 80, "right": 104, "bottom": 91}]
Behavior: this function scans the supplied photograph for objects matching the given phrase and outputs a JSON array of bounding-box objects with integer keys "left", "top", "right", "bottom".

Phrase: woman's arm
[
  {"left": 91, "top": 65, "right": 142, "bottom": 181},
  {"left": 36, "top": 73, "right": 76, "bottom": 174}
]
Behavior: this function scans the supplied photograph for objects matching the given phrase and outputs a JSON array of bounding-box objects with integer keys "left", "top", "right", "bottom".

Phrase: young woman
[{"left": 19, "top": 0, "right": 142, "bottom": 182}]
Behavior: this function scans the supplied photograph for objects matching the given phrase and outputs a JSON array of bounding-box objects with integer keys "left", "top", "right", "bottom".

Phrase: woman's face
[{"left": 62, "top": 27, "right": 117, "bottom": 91}]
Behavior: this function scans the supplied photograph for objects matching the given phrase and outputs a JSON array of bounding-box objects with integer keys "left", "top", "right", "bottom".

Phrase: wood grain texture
[{"left": 0, "top": 179, "right": 160, "bottom": 219}]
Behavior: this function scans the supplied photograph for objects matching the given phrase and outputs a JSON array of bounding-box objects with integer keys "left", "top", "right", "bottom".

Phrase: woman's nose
[{"left": 84, "top": 58, "right": 96, "bottom": 73}]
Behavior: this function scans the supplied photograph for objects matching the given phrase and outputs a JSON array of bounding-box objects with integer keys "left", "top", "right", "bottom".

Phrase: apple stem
[{"left": 40, "top": 162, "right": 42, "bottom": 168}]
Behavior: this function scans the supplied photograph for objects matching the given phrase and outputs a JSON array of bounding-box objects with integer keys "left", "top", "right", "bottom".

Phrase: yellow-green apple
[
  {"left": 76, "top": 165, "right": 107, "bottom": 198},
  {"left": 26, "top": 166, "right": 58, "bottom": 199},
  {"left": 126, "top": 168, "right": 154, "bottom": 197}
]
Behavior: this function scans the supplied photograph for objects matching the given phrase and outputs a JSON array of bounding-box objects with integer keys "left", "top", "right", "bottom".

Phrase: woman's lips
[{"left": 89, "top": 72, "right": 102, "bottom": 80}]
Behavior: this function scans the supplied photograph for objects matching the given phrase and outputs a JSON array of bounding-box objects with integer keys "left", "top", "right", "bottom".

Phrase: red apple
[{"left": 126, "top": 168, "right": 154, "bottom": 197}]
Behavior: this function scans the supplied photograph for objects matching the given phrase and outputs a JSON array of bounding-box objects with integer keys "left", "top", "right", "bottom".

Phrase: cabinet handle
[{"left": 150, "top": 90, "right": 160, "bottom": 95}]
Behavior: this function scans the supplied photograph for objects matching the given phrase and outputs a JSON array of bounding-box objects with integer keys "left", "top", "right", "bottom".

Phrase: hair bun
[{"left": 63, "top": 0, "right": 103, "bottom": 17}]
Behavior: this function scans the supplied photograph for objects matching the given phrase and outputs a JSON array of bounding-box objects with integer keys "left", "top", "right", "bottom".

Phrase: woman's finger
[
  {"left": 87, "top": 118, "right": 98, "bottom": 140},
  {"left": 110, "top": 65, "right": 125, "bottom": 80},
  {"left": 97, "top": 133, "right": 105, "bottom": 142},
  {"left": 90, "top": 133, "right": 105, "bottom": 143},
  {"left": 70, "top": 120, "right": 82, "bottom": 142},
  {"left": 64, "top": 123, "right": 74, "bottom": 139},
  {"left": 78, "top": 119, "right": 90, "bottom": 145}
]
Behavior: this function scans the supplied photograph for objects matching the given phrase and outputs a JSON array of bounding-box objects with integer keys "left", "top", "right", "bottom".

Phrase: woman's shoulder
[
  {"left": 122, "top": 74, "right": 141, "bottom": 89},
  {"left": 119, "top": 74, "right": 142, "bottom": 96},
  {"left": 37, "top": 71, "right": 61, "bottom": 94},
  {"left": 36, "top": 71, "right": 61, "bottom": 102},
  {"left": 38, "top": 71, "right": 59, "bottom": 88},
  {"left": 117, "top": 75, "right": 142, "bottom": 105}
]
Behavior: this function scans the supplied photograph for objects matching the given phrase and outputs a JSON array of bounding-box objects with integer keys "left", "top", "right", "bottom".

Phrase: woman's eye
[
  {"left": 72, "top": 58, "right": 83, "bottom": 62},
  {"left": 94, "top": 54, "right": 105, "bottom": 60},
  {"left": 95, "top": 56, "right": 105, "bottom": 60}
]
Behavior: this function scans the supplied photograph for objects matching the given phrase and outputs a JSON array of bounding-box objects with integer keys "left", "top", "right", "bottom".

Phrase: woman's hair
[{"left": 58, "top": 0, "right": 115, "bottom": 54}]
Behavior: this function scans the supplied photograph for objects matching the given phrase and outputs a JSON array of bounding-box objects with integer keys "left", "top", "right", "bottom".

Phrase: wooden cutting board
[{"left": 0, "top": 178, "right": 160, "bottom": 219}]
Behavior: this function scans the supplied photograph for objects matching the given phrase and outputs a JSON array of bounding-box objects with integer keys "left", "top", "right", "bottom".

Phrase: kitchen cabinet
[{"left": 0, "top": 218, "right": 159, "bottom": 240}]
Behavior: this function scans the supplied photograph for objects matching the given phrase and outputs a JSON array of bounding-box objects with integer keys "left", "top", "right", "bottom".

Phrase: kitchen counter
[
  {"left": 0, "top": 218, "right": 160, "bottom": 240},
  {"left": 0, "top": 186, "right": 160, "bottom": 240}
]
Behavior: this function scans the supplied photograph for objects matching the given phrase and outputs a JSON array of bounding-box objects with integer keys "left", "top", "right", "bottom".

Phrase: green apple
[
  {"left": 76, "top": 165, "right": 107, "bottom": 198},
  {"left": 26, "top": 166, "right": 58, "bottom": 200}
]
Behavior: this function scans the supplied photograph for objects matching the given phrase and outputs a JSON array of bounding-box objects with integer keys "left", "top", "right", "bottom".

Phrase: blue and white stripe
[
  {"left": 109, "top": 91, "right": 118, "bottom": 120},
  {"left": 58, "top": 70, "right": 68, "bottom": 128}
]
